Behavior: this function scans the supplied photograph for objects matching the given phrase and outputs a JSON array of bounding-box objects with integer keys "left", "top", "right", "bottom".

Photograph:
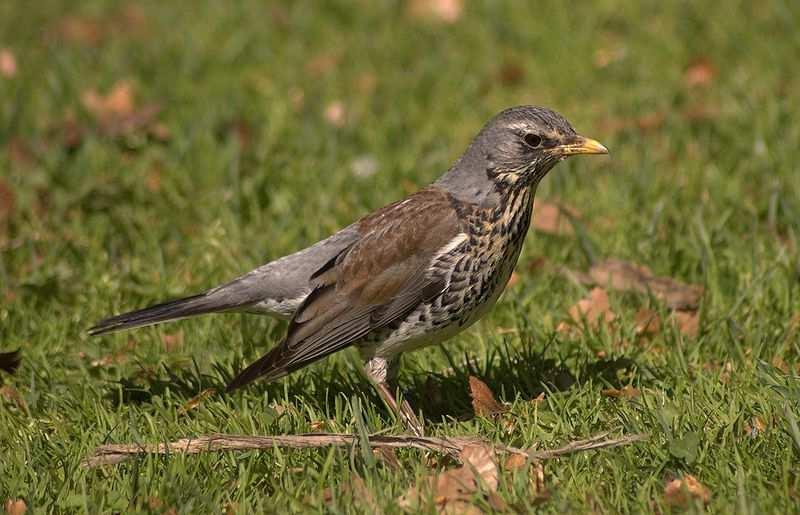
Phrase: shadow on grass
[{"left": 105, "top": 335, "right": 645, "bottom": 429}]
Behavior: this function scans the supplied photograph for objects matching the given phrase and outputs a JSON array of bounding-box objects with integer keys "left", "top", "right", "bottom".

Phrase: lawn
[{"left": 1, "top": 0, "right": 799, "bottom": 512}]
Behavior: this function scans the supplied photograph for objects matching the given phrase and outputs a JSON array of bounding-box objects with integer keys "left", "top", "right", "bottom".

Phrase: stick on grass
[{"left": 82, "top": 431, "right": 647, "bottom": 468}]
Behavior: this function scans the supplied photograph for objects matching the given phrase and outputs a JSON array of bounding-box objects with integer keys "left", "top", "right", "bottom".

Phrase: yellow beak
[{"left": 556, "top": 135, "right": 609, "bottom": 156}]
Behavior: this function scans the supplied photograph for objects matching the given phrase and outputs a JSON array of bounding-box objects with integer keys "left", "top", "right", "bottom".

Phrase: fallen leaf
[
  {"left": 398, "top": 443, "right": 498, "bottom": 513},
  {"left": 0, "top": 180, "right": 15, "bottom": 226},
  {"left": 305, "top": 51, "right": 341, "bottom": 77},
  {"left": 145, "top": 165, "right": 162, "bottom": 193},
  {"left": 664, "top": 474, "right": 711, "bottom": 507},
  {"left": 52, "top": 15, "right": 104, "bottom": 46},
  {"left": 744, "top": 416, "right": 767, "bottom": 438},
  {"left": 50, "top": 7, "right": 148, "bottom": 47},
  {"left": 503, "top": 453, "right": 528, "bottom": 471},
  {"left": 0, "top": 349, "right": 21, "bottom": 374},
  {"left": 355, "top": 72, "right": 377, "bottom": 95},
  {"left": 81, "top": 80, "right": 163, "bottom": 139},
  {"left": 601, "top": 385, "right": 641, "bottom": 399},
  {"left": 82, "top": 80, "right": 135, "bottom": 117},
  {"left": 558, "top": 287, "right": 616, "bottom": 332},
  {"left": 684, "top": 57, "right": 717, "bottom": 88},
  {"left": 669, "top": 310, "right": 700, "bottom": 338},
  {"left": 533, "top": 200, "right": 579, "bottom": 236},
  {"left": 498, "top": 62, "right": 525, "bottom": 86},
  {"left": 593, "top": 46, "right": 626, "bottom": 68},
  {"left": 407, "top": 0, "right": 463, "bottom": 23},
  {"left": 527, "top": 256, "right": 547, "bottom": 273},
  {"left": 0, "top": 385, "right": 28, "bottom": 413},
  {"left": 468, "top": 376, "right": 507, "bottom": 417},
  {"left": 180, "top": 388, "right": 217, "bottom": 414},
  {"left": 3, "top": 498, "right": 26, "bottom": 515},
  {"left": 0, "top": 49, "right": 17, "bottom": 78},
  {"left": 585, "top": 259, "right": 703, "bottom": 310},
  {"left": 634, "top": 308, "right": 661, "bottom": 337},
  {"left": 5, "top": 139, "right": 35, "bottom": 168},
  {"left": 162, "top": 330, "right": 183, "bottom": 352},
  {"left": 288, "top": 87, "right": 305, "bottom": 110},
  {"left": 324, "top": 101, "right": 346, "bottom": 127},
  {"left": 636, "top": 111, "right": 666, "bottom": 132},
  {"left": 771, "top": 356, "right": 789, "bottom": 374}
]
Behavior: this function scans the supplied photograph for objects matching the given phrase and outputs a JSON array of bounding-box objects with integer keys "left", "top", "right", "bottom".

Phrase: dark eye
[{"left": 523, "top": 133, "right": 542, "bottom": 148}]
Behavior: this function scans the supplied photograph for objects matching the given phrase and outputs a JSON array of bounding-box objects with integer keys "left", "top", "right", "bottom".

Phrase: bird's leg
[{"left": 363, "top": 356, "right": 425, "bottom": 437}]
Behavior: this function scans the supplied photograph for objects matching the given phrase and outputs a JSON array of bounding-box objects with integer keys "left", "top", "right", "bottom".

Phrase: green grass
[{"left": 2, "top": 0, "right": 799, "bottom": 512}]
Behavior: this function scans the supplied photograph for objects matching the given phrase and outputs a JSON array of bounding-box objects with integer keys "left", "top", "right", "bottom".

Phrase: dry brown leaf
[
  {"left": 669, "top": 310, "right": 700, "bottom": 338},
  {"left": 468, "top": 376, "right": 507, "bottom": 417},
  {"left": 180, "top": 388, "right": 217, "bottom": 414},
  {"left": 771, "top": 356, "right": 789, "bottom": 374},
  {"left": 0, "top": 386, "right": 28, "bottom": 413},
  {"left": 601, "top": 385, "right": 641, "bottom": 399},
  {"left": 81, "top": 80, "right": 163, "bottom": 138},
  {"left": 503, "top": 453, "right": 528, "bottom": 471},
  {"left": 636, "top": 111, "right": 666, "bottom": 132},
  {"left": 585, "top": 259, "right": 703, "bottom": 310},
  {"left": 533, "top": 200, "right": 579, "bottom": 236},
  {"left": 355, "top": 72, "right": 377, "bottom": 95},
  {"left": 309, "top": 420, "right": 326, "bottom": 432},
  {"left": 498, "top": 62, "right": 525, "bottom": 86},
  {"left": 3, "top": 499, "right": 27, "bottom": 515},
  {"left": 162, "top": 330, "right": 183, "bottom": 352},
  {"left": 398, "top": 443, "right": 498, "bottom": 513},
  {"left": 324, "top": 101, "right": 346, "bottom": 127},
  {"left": 50, "top": 7, "right": 147, "bottom": 46},
  {"left": 664, "top": 474, "right": 711, "bottom": 507},
  {"left": 593, "top": 46, "right": 627, "bottom": 68},
  {"left": 0, "top": 49, "right": 17, "bottom": 78},
  {"left": 305, "top": 51, "right": 341, "bottom": 77},
  {"left": 634, "top": 308, "right": 661, "bottom": 337},
  {"left": 558, "top": 287, "right": 616, "bottom": 333},
  {"left": 0, "top": 180, "right": 15, "bottom": 225},
  {"left": 684, "top": 57, "right": 717, "bottom": 88},
  {"left": 744, "top": 416, "right": 767, "bottom": 438},
  {"left": 407, "top": 0, "right": 463, "bottom": 23},
  {"left": 82, "top": 81, "right": 135, "bottom": 117}
]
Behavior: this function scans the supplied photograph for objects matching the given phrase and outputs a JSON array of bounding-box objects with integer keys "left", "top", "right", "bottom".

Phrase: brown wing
[{"left": 226, "top": 187, "right": 463, "bottom": 390}]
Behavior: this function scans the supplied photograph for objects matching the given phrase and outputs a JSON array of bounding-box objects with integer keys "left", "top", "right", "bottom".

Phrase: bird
[{"left": 89, "top": 106, "right": 607, "bottom": 435}]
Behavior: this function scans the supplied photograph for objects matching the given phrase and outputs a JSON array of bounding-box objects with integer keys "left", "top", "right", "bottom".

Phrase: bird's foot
[{"left": 375, "top": 381, "right": 425, "bottom": 437}]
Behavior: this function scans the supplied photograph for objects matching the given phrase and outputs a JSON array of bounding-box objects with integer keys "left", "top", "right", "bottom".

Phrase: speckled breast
[{"left": 364, "top": 186, "right": 535, "bottom": 359}]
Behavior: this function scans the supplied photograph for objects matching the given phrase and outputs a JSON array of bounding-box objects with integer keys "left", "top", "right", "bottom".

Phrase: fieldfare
[{"left": 90, "top": 106, "right": 608, "bottom": 435}]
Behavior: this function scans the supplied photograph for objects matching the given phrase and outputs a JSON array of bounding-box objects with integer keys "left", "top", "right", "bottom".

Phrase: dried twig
[
  {"left": 83, "top": 433, "right": 482, "bottom": 468},
  {"left": 83, "top": 430, "right": 647, "bottom": 468},
  {"left": 527, "top": 431, "right": 648, "bottom": 460}
]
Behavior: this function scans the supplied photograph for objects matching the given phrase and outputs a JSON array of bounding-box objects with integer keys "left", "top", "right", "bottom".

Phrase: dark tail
[{"left": 89, "top": 293, "right": 229, "bottom": 335}]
